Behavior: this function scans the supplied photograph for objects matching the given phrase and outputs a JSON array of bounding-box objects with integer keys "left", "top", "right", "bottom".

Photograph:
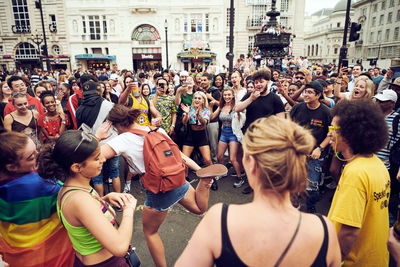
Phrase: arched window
[
  {"left": 308, "top": 45, "right": 310, "bottom": 56},
  {"left": 52, "top": 45, "right": 60, "bottom": 55},
  {"left": 316, "top": 44, "right": 319, "bottom": 56},
  {"left": 311, "top": 45, "right": 314, "bottom": 56},
  {"left": 132, "top": 24, "right": 161, "bottom": 45},
  {"left": 15, "top": 43, "right": 38, "bottom": 59}
]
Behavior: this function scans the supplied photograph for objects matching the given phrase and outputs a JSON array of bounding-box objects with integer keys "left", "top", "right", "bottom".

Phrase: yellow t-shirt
[
  {"left": 328, "top": 155, "right": 390, "bottom": 267},
  {"left": 129, "top": 94, "right": 150, "bottom": 126}
]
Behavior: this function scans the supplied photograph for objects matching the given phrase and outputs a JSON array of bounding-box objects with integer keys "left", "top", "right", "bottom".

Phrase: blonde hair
[
  {"left": 242, "top": 116, "right": 315, "bottom": 193},
  {"left": 351, "top": 76, "right": 375, "bottom": 99},
  {"left": 192, "top": 91, "right": 209, "bottom": 109}
]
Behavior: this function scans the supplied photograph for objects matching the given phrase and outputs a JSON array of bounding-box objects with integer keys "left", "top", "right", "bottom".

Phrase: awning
[
  {"left": 177, "top": 51, "right": 216, "bottom": 59},
  {"left": 75, "top": 54, "right": 116, "bottom": 61}
]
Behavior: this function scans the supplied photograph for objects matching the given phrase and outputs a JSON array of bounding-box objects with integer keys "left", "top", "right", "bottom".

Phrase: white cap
[
  {"left": 110, "top": 73, "right": 120, "bottom": 80},
  {"left": 374, "top": 89, "right": 398, "bottom": 103}
]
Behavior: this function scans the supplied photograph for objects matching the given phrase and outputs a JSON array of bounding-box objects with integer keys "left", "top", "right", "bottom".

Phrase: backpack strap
[{"left": 127, "top": 128, "right": 150, "bottom": 136}]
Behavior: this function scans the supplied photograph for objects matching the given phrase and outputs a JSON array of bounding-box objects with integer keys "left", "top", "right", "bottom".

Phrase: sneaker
[
  {"left": 232, "top": 171, "right": 246, "bottom": 177},
  {"left": 196, "top": 164, "right": 228, "bottom": 178},
  {"left": 123, "top": 185, "right": 131, "bottom": 193},
  {"left": 242, "top": 186, "right": 253, "bottom": 194},
  {"left": 233, "top": 178, "right": 245, "bottom": 188},
  {"left": 326, "top": 181, "right": 337, "bottom": 190},
  {"left": 215, "top": 175, "right": 221, "bottom": 181}
]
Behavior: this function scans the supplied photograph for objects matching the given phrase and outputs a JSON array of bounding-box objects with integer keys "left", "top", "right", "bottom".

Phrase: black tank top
[
  {"left": 10, "top": 111, "right": 40, "bottom": 148},
  {"left": 214, "top": 204, "right": 329, "bottom": 267}
]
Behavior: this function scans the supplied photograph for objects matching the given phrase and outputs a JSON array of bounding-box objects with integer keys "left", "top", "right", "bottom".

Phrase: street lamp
[
  {"left": 29, "top": 30, "right": 44, "bottom": 69},
  {"left": 35, "top": 0, "right": 51, "bottom": 71},
  {"left": 164, "top": 19, "right": 169, "bottom": 70}
]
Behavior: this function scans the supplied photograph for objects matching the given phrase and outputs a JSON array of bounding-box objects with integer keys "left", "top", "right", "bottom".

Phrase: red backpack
[{"left": 128, "top": 127, "right": 186, "bottom": 194}]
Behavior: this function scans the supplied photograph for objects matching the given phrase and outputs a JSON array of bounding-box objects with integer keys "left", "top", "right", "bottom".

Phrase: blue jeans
[{"left": 306, "top": 156, "right": 324, "bottom": 211}]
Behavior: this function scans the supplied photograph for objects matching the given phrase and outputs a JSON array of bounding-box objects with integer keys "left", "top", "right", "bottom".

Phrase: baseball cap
[
  {"left": 110, "top": 73, "right": 120, "bottom": 80},
  {"left": 374, "top": 89, "right": 398, "bottom": 102},
  {"left": 305, "top": 81, "right": 323, "bottom": 94},
  {"left": 326, "top": 79, "right": 335, "bottom": 85},
  {"left": 390, "top": 77, "right": 400, "bottom": 87},
  {"left": 80, "top": 74, "right": 97, "bottom": 85}
]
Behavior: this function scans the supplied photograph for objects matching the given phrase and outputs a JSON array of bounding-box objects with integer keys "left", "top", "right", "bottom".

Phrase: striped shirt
[{"left": 376, "top": 111, "right": 400, "bottom": 169}]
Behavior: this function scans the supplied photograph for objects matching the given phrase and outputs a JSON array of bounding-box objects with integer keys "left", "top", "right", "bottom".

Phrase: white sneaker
[{"left": 123, "top": 185, "right": 131, "bottom": 193}]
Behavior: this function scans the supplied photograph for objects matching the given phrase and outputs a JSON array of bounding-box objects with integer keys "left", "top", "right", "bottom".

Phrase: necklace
[{"left": 62, "top": 185, "right": 91, "bottom": 191}]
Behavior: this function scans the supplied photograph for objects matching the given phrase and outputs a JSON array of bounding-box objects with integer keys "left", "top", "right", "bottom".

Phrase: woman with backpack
[{"left": 95, "top": 104, "right": 226, "bottom": 267}]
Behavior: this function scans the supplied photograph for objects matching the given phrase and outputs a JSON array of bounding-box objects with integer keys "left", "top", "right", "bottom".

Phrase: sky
[{"left": 304, "top": 0, "right": 337, "bottom": 16}]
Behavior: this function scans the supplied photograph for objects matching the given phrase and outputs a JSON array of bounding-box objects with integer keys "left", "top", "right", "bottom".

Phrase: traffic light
[{"left": 349, "top": 22, "right": 362, "bottom": 42}]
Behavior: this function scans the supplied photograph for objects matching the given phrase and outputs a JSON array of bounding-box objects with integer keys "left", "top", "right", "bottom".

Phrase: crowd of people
[{"left": 1, "top": 56, "right": 400, "bottom": 266}]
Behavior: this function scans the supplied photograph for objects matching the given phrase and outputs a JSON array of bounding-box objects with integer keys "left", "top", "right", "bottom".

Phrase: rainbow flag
[{"left": 0, "top": 172, "right": 74, "bottom": 267}]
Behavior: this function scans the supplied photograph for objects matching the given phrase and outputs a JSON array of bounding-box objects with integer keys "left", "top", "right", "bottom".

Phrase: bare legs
[{"left": 143, "top": 178, "right": 212, "bottom": 266}]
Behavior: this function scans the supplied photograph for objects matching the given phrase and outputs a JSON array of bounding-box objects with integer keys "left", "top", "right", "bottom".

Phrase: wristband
[
  {"left": 171, "top": 125, "right": 175, "bottom": 128},
  {"left": 317, "top": 145, "right": 324, "bottom": 152}
]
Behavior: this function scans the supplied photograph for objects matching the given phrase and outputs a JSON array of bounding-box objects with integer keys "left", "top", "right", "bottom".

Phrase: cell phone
[{"left": 342, "top": 59, "right": 348, "bottom": 68}]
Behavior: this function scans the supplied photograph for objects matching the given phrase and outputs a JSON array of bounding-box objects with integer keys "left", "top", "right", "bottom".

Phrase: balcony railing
[
  {"left": 12, "top": 24, "right": 31, "bottom": 33},
  {"left": 355, "top": 40, "right": 363, "bottom": 46}
]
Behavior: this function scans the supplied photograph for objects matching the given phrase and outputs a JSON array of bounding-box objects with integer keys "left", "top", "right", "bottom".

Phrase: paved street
[{"left": 114, "top": 163, "right": 335, "bottom": 266}]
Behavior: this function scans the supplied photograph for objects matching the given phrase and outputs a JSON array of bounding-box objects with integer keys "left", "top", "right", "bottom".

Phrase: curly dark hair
[{"left": 332, "top": 99, "right": 388, "bottom": 155}]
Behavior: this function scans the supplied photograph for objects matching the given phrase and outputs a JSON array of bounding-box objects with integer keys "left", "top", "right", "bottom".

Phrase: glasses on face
[
  {"left": 12, "top": 91, "right": 26, "bottom": 97},
  {"left": 328, "top": 126, "right": 340, "bottom": 134},
  {"left": 295, "top": 76, "right": 305, "bottom": 80},
  {"left": 73, "top": 123, "right": 94, "bottom": 152}
]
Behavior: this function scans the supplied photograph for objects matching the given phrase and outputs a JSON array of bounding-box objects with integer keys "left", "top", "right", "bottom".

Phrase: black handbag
[{"left": 125, "top": 245, "right": 141, "bottom": 267}]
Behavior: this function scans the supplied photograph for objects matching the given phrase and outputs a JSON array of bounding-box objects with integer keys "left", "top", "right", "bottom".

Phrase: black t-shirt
[
  {"left": 207, "top": 86, "right": 221, "bottom": 123},
  {"left": 241, "top": 91, "right": 285, "bottom": 132},
  {"left": 290, "top": 102, "right": 332, "bottom": 146},
  {"left": 0, "top": 102, "right": 6, "bottom": 128}
]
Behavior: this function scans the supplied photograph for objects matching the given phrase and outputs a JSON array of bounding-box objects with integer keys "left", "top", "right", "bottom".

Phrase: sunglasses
[
  {"left": 328, "top": 126, "right": 340, "bottom": 134},
  {"left": 74, "top": 123, "right": 94, "bottom": 152},
  {"left": 295, "top": 76, "right": 305, "bottom": 80},
  {"left": 12, "top": 91, "right": 26, "bottom": 97}
]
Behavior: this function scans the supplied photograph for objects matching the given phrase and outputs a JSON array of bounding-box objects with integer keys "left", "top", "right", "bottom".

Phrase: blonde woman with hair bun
[{"left": 176, "top": 116, "right": 341, "bottom": 267}]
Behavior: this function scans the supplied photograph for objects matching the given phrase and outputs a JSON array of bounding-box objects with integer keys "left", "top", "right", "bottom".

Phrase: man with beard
[
  {"left": 235, "top": 68, "right": 285, "bottom": 194},
  {"left": 290, "top": 81, "right": 331, "bottom": 213},
  {"left": 199, "top": 73, "right": 221, "bottom": 163},
  {"left": 312, "top": 66, "right": 327, "bottom": 81}
]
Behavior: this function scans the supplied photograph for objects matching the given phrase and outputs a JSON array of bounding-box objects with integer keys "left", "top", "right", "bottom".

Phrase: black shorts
[{"left": 183, "top": 126, "right": 209, "bottom": 147}]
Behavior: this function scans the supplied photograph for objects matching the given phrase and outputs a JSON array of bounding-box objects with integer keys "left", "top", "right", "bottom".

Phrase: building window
[
  {"left": 380, "top": 14, "right": 384, "bottom": 25},
  {"left": 88, "top": 16, "right": 101, "bottom": 40},
  {"left": 373, "top": 3, "right": 378, "bottom": 11},
  {"left": 280, "top": 16, "right": 288, "bottom": 27},
  {"left": 394, "top": 27, "right": 399, "bottom": 40},
  {"left": 0, "top": 45, "right": 3, "bottom": 53},
  {"left": 337, "top": 22, "right": 341, "bottom": 27},
  {"left": 377, "top": 30, "right": 382, "bottom": 42},
  {"left": 334, "top": 47, "right": 338, "bottom": 54},
  {"left": 382, "top": 0, "right": 386, "bottom": 9},
  {"left": 184, "top": 14, "right": 188, "bottom": 32},
  {"left": 11, "top": 0, "right": 30, "bottom": 32},
  {"left": 52, "top": 45, "right": 60, "bottom": 55},
  {"left": 105, "top": 47, "right": 109, "bottom": 55},
  {"left": 390, "top": 0, "right": 395, "bottom": 7},
  {"left": 49, "top": 14, "right": 57, "bottom": 32},
  {"left": 190, "top": 13, "right": 203, "bottom": 33},
  {"left": 205, "top": 13, "right": 209, "bottom": 32},
  {"left": 385, "top": 29, "right": 390, "bottom": 41},
  {"left": 370, "top": 32, "right": 375, "bottom": 42},
  {"left": 280, "top": 0, "right": 289, "bottom": 11},
  {"left": 372, "top": 17, "right": 376, "bottom": 27},
  {"left": 84, "top": 48, "right": 88, "bottom": 54},
  {"left": 131, "top": 24, "right": 161, "bottom": 45},
  {"left": 388, "top": 12, "right": 393, "bottom": 23},
  {"left": 397, "top": 10, "right": 400, "bottom": 21},
  {"left": 92, "top": 48, "right": 102, "bottom": 54},
  {"left": 249, "top": 5, "right": 267, "bottom": 27},
  {"left": 103, "top": 16, "right": 107, "bottom": 34},
  {"left": 362, "top": 8, "right": 367, "bottom": 16},
  {"left": 82, "top": 16, "right": 86, "bottom": 34},
  {"left": 15, "top": 43, "right": 38, "bottom": 59},
  {"left": 248, "top": 35, "right": 254, "bottom": 53}
]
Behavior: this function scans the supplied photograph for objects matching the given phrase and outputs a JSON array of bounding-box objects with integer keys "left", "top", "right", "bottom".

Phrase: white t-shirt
[{"left": 106, "top": 128, "right": 168, "bottom": 174}]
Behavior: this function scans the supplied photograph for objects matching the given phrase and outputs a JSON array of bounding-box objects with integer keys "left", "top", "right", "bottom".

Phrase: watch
[{"left": 317, "top": 145, "right": 324, "bottom": 152}]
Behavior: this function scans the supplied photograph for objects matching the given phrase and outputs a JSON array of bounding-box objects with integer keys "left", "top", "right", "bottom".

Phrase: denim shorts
[
  {"left": 91, "top": 156, "right": 120, "bottom": 185},
  {"left": 219, "top": 127, "right": 238, "bottom": 143},
  {"left": 141, "top": 180, "right": 190, "bottom": 212}
]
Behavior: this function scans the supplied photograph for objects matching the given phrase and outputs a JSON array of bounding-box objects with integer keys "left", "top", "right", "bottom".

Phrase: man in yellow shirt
[{"left": 327, "top": 99, "right": 390, "bottom": 266}]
